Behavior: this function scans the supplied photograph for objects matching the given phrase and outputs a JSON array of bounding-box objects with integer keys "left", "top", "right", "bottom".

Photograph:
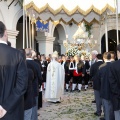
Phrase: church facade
[{"left": 0, "top": 1, "right": 120, "bottom": 55}]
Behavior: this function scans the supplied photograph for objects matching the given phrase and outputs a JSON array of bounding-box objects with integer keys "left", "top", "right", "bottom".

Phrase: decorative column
[
  {"left": 26, "top": 12, "right": 28, "bottom": 48},
  {"left": 115, "top": 0, "right": 119, "bottom": 45},
  {"left": 36, "top": 32, "right": 55, "bottom": 56},
  {"left": 29, "top": 15, "right": 31, "bottom": 48},
  {"left": 99, "top": 21, "right": 102, "bottom": 53},
  {"left": 58, "top": 40, "right": 66, "bottom": 54},
  {"left": 105, "top": 13, "right": 108, "bottom": 52},
  {"left": 32, "top": 22, "right": 34, "bottom": 50},
  {"left": 23, "top": 8, "right": 25, "bottom": 49},
  {"left": 7, "top": 30, "right": 19, "bottom": 48}
]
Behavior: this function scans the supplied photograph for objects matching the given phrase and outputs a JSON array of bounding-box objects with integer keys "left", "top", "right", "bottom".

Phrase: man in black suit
[
  {"left": 61, "top": 55, "right": 70, "bottom": 92},
  {"left": 109, "top": 44, "right": 120, "bottom": 120},
  {"left": 110, "top": 51, "right": 116, "bottom": 62},
  {"left": 24, "top": 68, "right": 36, "bottom": 120},
  {"left": 0, "top": 21, "right": 28, "bottom": 120},
  {"left": 97, "top": 52, "right": 114, "bottom": 120},
  {"left": 31, "top": 50, "right": 43, "bottom": 109},
  {"left": 25, "top": 48, "right": 42, "bottom": 120},
  {"left": 90, "top": 54, "right": 103, "bottom": 116}
]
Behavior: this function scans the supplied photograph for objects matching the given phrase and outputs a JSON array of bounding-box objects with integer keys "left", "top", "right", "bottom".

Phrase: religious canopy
[{"left": 24, "top": 0, "right": 116, "bottom": 24}]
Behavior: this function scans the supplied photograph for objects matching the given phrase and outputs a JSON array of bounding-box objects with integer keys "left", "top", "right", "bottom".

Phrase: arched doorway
[
  {"left": 16, "top": 16, "right": 23, "bottom": 49},
  {"left": 101, "top": 30, "right": 120, "bottom": 53},
  {"left": 16, "top": 16, "right": 34, "bottom": 49},
  {"left": 53, "top": 24, "right": 66, "bottom": 55}
]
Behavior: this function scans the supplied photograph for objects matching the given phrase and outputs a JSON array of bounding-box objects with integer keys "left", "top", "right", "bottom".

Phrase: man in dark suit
[
  {"left": 110, "top": 51, "right": 116, "bottom": 62},
  {"left": 0, "top": 21, "right": 28, "bottom": 119},
  {"left": 90, "top": 54, "right": 103, "bottom": 116},
  {"left": 25, "top": 48, "right": 42, "bottom": 120},
  {"left": 109, "top": 44, "right": 120, "bottom": 120},
  {"left": 97, "top": 52, "right": 114, "bottom": 120},
  {"left": 31, "top": 50, "right": 43, "bottom": 109},
  {"left": 24, "top": 68, "right": 36, "bottom": 120},
  {"left": 61, "top": 55, "right": 70, "bottom": 92}
]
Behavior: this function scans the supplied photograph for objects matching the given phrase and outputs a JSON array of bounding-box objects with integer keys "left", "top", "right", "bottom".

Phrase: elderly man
[
  {"left": 25, "top": 48, "right": 42, "bottom": 120},
  {"left": 45, "top": 51, "right": 64, "bottom": 103},
  {"left": 0, "top": 21, "right": 28, "bottom": 120},
  {"left": 90, "top": 50, "right": 98, "bottom": 66},
  {"left": 90, "top": 50, "right": 98, "bottom": 103}
]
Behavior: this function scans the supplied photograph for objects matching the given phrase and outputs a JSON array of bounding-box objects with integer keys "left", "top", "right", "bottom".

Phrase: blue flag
[{"left": 36, "top": 20, "right": 49, "bottom": 32}]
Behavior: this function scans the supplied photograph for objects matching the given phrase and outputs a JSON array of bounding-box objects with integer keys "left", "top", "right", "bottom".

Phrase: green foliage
[{"left": 84, "top": 23, "right": 92, "bottom": 38}]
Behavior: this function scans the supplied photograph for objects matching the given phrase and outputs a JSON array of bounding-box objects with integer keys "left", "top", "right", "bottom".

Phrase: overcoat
[
  {"left": 0, "top": 43, "right": 28, "bottom": 120},
  {"left": 109, "top": 60, "right": 120, "bottom": 111}
]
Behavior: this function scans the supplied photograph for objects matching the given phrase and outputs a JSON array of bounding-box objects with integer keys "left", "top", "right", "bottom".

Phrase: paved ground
[{"left": 38, "top": 89, "right": 103, "bottom": 120}]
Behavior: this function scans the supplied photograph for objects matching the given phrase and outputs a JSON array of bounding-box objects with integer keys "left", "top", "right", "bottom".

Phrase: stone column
[
  {"left": 36, "top": 32, "right": 55, "bottom": 56},
  {"left": 58, "top": 40, "right": 66, "bottom": 54},
  {"left": 7, "top": 30, "right": 19, "bottom": 48},
  {"left": 105, "top": 14, "right": 108, "bottom": 52}
]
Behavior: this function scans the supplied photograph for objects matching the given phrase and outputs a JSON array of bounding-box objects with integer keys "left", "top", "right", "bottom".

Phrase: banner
[{"left": 36, "top": 20, "right": 49, "bottom": 32}]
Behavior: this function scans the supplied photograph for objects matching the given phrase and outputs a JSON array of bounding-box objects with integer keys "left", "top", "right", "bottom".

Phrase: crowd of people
[{"left": 0, "top": 20, "right": 120, "bottom": 120}]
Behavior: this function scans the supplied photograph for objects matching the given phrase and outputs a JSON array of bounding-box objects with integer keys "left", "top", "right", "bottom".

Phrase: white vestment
[{"left": 45, "top": 60, "right": 64, "bottom": 102}]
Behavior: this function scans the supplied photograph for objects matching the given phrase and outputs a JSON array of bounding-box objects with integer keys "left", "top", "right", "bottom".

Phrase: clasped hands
[{"left": 0, "top": 106, "right": 7, "bottom": 118}]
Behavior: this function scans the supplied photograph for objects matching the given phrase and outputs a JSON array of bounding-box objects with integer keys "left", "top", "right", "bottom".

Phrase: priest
[{"left": 45, "top": 51, "right": 64, "bottom": 103}]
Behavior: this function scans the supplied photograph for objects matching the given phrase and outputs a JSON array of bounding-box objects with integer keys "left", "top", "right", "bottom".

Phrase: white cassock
[{"left": 45, "top": 60, "right": 64, "bottom": 102}]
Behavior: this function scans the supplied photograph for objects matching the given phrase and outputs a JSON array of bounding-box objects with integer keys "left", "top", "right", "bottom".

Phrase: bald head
[
  {"left": 31, "top": 50, "right": 37, "bottom": 59},
  {"left": 25, "top": 48, "right": 32, "bottom": 58}
]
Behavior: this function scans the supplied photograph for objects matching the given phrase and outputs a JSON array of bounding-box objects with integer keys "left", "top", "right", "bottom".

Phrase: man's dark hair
[
  {"left": 19, "top": 49, "right": 26, "bottom": 61},
  {"left": 96, "top": 54, "right": 103, "bottom": 60},
  {"left": 0, "top": 21, "right": 6, "bottom": 38},
  {"left": 103, "top": 52, "right": 111, "bottom": 60},
  {"left": 117, "top": 44, "right": 120, "bottom": 52},
  {"left": 109, "top": 51, "right": 116, "bottom": 59},
  {"left": 61, "top": 54, "right": 65, "bottom": 57}
]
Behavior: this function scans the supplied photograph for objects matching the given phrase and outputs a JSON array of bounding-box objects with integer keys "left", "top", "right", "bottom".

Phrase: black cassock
[{"left": 0, "top": 43, "right": 28, "bottom": 120}]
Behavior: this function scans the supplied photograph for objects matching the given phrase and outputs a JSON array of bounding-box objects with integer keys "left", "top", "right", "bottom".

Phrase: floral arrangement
[
  {"left": 66, "top": 46, "right": 80, "bottom": 57},
  {"left": 66, "top": 46, "right": 90, "bottom": 58}
]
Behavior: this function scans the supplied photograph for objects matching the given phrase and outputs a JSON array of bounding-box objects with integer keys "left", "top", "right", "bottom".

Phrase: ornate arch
[
  {"left": 51, "top": 22, "right": 67, "bottom": 38},
  {"left": 12, "top": 9, "right": 23, "bottom": 30}
]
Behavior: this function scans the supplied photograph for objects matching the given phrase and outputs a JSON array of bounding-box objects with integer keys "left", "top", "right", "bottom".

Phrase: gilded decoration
[
  {"left": 35, "top": 17, "right": 99, "bottom": 25},
  {"left": 25, "top": 2, "right": 115, "bottom": 16}
]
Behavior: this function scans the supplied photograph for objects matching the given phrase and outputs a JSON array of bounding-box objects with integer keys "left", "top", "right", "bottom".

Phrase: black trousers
[
  {"left": 42, "top": 71, "right": 47, "bottom": 82},
  {"left": 73, "top": 76, "right": 82, "bottom": 84},
  {"left": 65, "top": 74, "right": 70, "bottom": 84},
  {"left": 84, "top": 73, "right": 89, "bottom": 85}
]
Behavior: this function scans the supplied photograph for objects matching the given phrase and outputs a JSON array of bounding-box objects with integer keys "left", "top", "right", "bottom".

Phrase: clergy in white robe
[{"left": 45, "top": 51, "right": 64, "bottom": 103}]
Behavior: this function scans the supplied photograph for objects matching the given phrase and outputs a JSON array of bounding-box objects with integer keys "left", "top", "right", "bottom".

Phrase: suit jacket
[
  {"left": 34, "top": 59, "right": 42, "bottom": 71},
  {"left": 90, "top": 61, "right": 103, "bottom": 90},
  {"left": 24, "top": 68, "right": 36, "bottom": 110},
  {"left": 0, "top": 43, "right": 28, "bottom": 120},
  {"left": 109, "top": 60, "right": 120, "bottom": 111},
  {"left": 26, "top": 59, "right": 42, "bottom": 97},
  {"left": 61, "top": 61, "right": 70, "bottom": 74},
  {"left": 97, "top": 62, "right": 111, "bottom": 100}
]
